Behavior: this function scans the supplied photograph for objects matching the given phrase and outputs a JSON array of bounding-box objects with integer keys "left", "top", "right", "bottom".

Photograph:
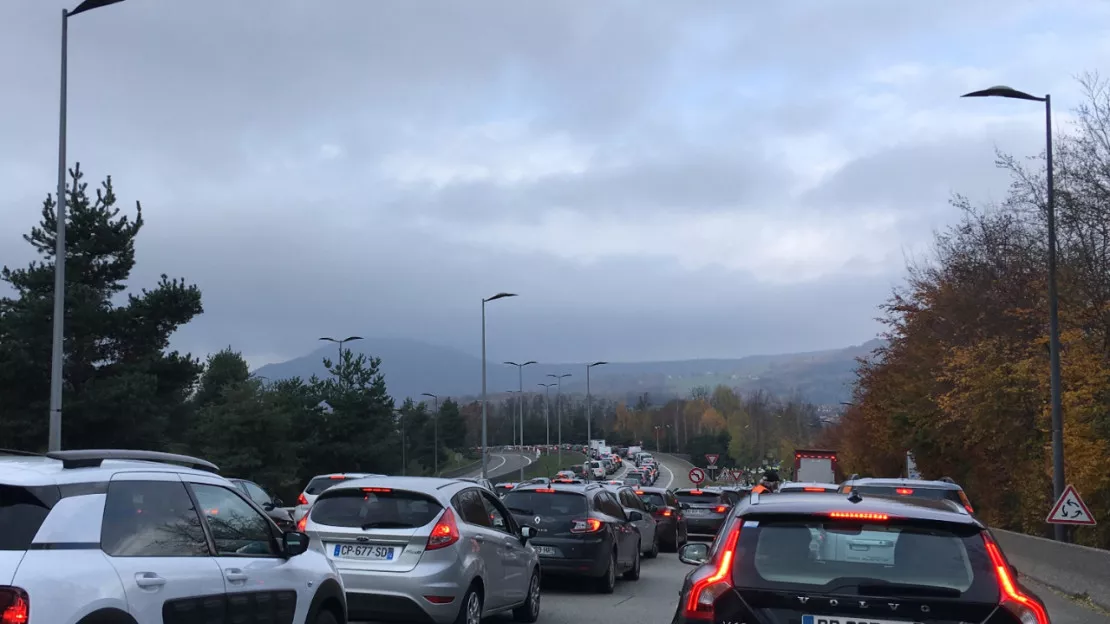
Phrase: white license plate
[
  {"left": 535, "top": 546, "right": 559, "bottom": 556},
  {"left": 331, "top": 543, "right": 396, "bottom": 560},
  {"left": 687, "top": 508, "right": 708, "bottom": 515},
  {"left": 803, "top": 616, "right": 916, "bottom": 624}
]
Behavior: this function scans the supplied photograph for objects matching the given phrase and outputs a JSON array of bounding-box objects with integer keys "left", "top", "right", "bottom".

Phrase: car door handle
[
  {"left": 224, "top": 569, "right": 249, "bottom": 583},
  {"left": 474, "top": 535, "right": 487, "bottom": 543},
  {"left": 135, "top": 572, "right": 166, "bottom": 588}
]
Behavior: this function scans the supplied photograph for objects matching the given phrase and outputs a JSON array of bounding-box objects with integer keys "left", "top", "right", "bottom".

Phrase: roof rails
[
  {"left": 0, "top": 448, "right": 44, "bottom": 457},
  {"left": 938, "top": 476, "right": 956, "bottom": 484},
  {"left": 46, "top": 449, "right": 219, "bottom": 473}
]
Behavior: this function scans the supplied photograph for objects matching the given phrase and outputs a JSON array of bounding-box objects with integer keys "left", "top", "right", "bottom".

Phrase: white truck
[
  {"left": 588, "top": 439, "right": 606, "bottom": 458},
  {"left": 794, "top": 449, "right": 839, "bottom": 484},
  {"left": 626, "top": 445, "right": 642, "bottom": 459}
]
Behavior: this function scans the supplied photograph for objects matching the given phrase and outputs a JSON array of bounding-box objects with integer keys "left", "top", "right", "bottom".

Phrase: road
[{"left": 461, "top": 451, "right": 536, "bottom": 481}]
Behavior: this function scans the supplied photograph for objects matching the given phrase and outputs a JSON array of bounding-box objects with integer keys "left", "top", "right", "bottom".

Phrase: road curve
[{"left": 460, "top": 452, "right": 536, "bottom": 481}]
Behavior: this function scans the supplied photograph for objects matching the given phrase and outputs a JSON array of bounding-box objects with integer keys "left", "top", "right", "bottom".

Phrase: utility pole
[
  {"left": 548, "top": 373, "right": 572, "bottom": 466},
  {"left": 421, "top": 393, "right": 439, "bottom": 475},
  {"left": 586, "top": 361, "right": 608, "bottom": 445},
  {"left": 505, "top": 361, "right": 536, "bottom": 481},
  {"left": 538, "top": 383, "right": 556, "bottom": 449}
]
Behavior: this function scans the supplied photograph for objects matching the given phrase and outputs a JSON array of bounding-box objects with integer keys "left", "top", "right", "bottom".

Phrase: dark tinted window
[
  {"left": 597, "top": 492, "right": 626, "bottom": 518},
  {"left": 479, "top": 491, "right": 513, "bottom": 533},
  {"left": 0, "top": 485, "right": 52, "bottom": 550},
  {"left": 733, "top": 516, "right": 999, "bottom": 601},
  {"left": 852, "top": 485, "right": 963, "bottom": 505},
  {"left": 239, "top": 481, "right": 272, "bottom": 506},
  {"left": 675, "top": 490, "right": 724, "bottom": 504},
  {"left": 455, "top": 489, "right": 492, "bottom": 527},
  {"left": 191, "top": 484, "right": 278, "bottom": 556},
  {"left": 311, "top": 488, "right": 443, "bottom": 529},
  {"left": 637, "top": 492, "right": 667, "bottom": 507},
  {"left": 502, "top": 491, "right": 588, "bottom": 517},
  {"left": 101, "top": 481, "right": 210, "bottom": 557},
  {"left": 304, "top": 476, "right": 353, "bottom": 495}
]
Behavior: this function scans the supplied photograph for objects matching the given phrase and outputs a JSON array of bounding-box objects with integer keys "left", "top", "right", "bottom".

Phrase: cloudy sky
[{"left": 2, "top": 1, "right": 1107, "bottom": 369}]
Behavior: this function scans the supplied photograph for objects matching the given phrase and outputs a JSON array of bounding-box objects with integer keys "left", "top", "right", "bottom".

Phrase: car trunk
[
  {"left": 503, "top": 490, "right": 596, "bottom": 558},
  {"left": 307, "top": 486, "right": 444, "bottom": 573},
  {"left": 676, "top": 490, "right": 726, "bottom": 517}
]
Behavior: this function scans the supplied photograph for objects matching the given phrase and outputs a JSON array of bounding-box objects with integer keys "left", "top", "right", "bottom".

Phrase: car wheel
[
  {"left": 623, "top": 541, "right": 641, "bottom": 580},
  {"left": 595, "top": 550, "right": 617, "bottom": 593},
  {"left": 454, "top": 585, "right": 483, "bottom": 624},
  {"left": 646, "top": 534, "right": 659, "bottom": 559},
  {"left": 313, "top": 609, "right": 339, "bottom": 624},
  {"left": 513, "top": 569, "right": 541, "bottom": 623}
]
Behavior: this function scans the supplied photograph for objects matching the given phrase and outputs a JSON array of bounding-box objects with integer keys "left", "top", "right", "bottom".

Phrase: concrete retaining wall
[{"left": 991, "top": 528, "right": 1110, "bottom": 610}]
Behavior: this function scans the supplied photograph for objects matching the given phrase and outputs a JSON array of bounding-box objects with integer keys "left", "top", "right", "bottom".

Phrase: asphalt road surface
[{"left": 462, "top": 451, "right": 536, "bottom": 481}]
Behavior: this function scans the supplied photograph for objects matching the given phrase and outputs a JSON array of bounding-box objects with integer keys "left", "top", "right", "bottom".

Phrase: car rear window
[
  {"left": 304, "top": 476, "right": 356, "bottom": 495},
  {"left": 502, "top": 491, "right": 588, "bottom": 517},
  {"left": 732, "top": 515, "right": 999, "bottom": 601},
  {"left": 637, "top": 492, "right": 667, "bottom": 507},
  {"left": 0, "top": 485, "right": 53, "bottom": 551},
  {"left": 851, "top": 485, "right": 964, "bottom": 505},
  {"left": 309, "top": 488, "right": 443, "bottom": 529},
  {"left": 675, "top": 490, "right": 724, "bottom": 504}
]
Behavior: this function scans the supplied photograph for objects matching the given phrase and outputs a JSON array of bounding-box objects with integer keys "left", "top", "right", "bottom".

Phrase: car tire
[
  {"left": 454, "top": 585, "right": 483, "bottom": 624},
  {"left": 595, "top": 550, "right": 617, "bottom": 594},
  {"left": 314, "top": 609, "right": 339, "bottom": 624},
  {"left": 513, "top": 569, "right": 541, "bottom": 622},
  {"left": 646, "top": 535, "right": 659, "bottom": 559},
  {"left": 623, "top": 541, "right": 641, "bottom": 580}
]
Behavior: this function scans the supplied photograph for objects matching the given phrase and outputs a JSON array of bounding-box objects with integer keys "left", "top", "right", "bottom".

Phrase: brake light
[
  {"left": 714, "top": 505, "right": 728, "bottom": 513},
  {"left": 803, "top": 487, "right": 826, "bottom": 492},
  {"left": 0, "top": 588, "right": 28, "bottom": 624},
  {"left": 841, "top": 486, "right": 853, "bottom": 493},
  {"left": 691, "top": 489, "right": 702, "bottom": 494},
  {"left": 983, "top": 534, "right": 1048, "bottom": 624},
  {"left": 828, "top": 511, "right": 888, "bottom": 521},
  {"left": 361, "top": 487, "right": 391, "bottom": 493},
  {"left": 571, "top": 518, "right": 603, "bottom": 533},
  {"left": 659, "top": 509, "right": 673, "bottom": 517},
  {"left": 684, "top": 524, "right": 741, "bottom": 621},
  {"left": 329, "top": 475, "right": 346, "bottom": 480},
  {"left": 535, "top": 488, "right": 556, "bottom": 493},
  {"left": 895, "top": 488, "right": 914, "bottom": 495},
  {"left": 296, "top": 514, "right": 307, "bottom": 531},
  {"left": 426, "top": 508, "right": 461, "bottom": 550},
  {"left": 297, "top": 493, "right": 308, "bottom": 505},
  {"left": 634, "top": 490, "right": 644, "bottom": 495},
  {"left": 959, "top": 491, "right": 975, "bottom": 514}
]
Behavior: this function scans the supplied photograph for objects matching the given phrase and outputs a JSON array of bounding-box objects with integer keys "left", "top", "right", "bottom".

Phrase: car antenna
[{"left": 847, "top": 489, "right": 863, "bottom": 504}]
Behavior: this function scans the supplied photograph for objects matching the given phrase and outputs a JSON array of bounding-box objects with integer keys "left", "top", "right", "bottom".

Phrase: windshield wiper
[
  {"left": 360, "top": 521, "right": 416, "bottom": 529},
  {"left": 856, "top": 582, "right": 961, "bottom": 598}
]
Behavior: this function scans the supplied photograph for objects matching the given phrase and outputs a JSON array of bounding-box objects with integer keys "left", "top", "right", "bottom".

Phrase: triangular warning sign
[
  {"left": 705, "top": 454, "right": 720, "bottom": 466},
  {"left": 1046, "top": 484, "right": 1097, "bottom": 525}
]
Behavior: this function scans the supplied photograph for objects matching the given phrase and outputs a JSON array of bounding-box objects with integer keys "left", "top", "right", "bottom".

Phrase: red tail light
[
  {"left": 362, "top": 487, "right": 391, "bottom": 493},
  {"left": 828, "top": 511, "right": 888, "bottom": 521},
  {"left": 535, "top": 488, "right": 556, "bottom": 493},
  {"left": 714, "top": 505, "right": 728, "bottom": 513},
  {"left": 427, "top": 508, "right": 461, "bottom": 550},
  {"left": 959, "top": 491, "right": 975, "bottom": 514},
  {"left": 571, "top": 518, "right": 603, "bottom": 533},
  {"left": 803, "top": 487, "right": 826, "bottom": 492},
  {"left": 329, "top": 475, "right": 346, "bottom": 480},
  {"left": 983, "top": 534, "right": 1048, "bottom": 624},
  {"left": 634, "top": 490, "right": 645, "bottom": 495},
  {"left": 0, "top": 588, "right": 29, "bottom": 624},
  {"left": 691, "top": 489, "right": 702, "bottom": 494},
  {"left": 658, "top": 509, "right": 673, "bottom": 517},
  {"left": 297, "top": 493, "right": 308, "bottom": 505},
  {"left": 296, "top": 514, "right": 307, "bottom": 532},
  {"left": 684, "top": 524, "right": 741, "bottom": 621},
  {"left": 895, "top": 488, "right": 914, "bottom": 495}
]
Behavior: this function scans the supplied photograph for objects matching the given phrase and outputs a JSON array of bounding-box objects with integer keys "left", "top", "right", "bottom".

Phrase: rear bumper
[
  {"left": 338, "top": 557, "right": 466, "bottom": 624},
  {"left": 531, "top": 537, "right": 610, "bottom": 578},
  {"left": 685, "top": 516, "right": 725, "bottom": 536}
]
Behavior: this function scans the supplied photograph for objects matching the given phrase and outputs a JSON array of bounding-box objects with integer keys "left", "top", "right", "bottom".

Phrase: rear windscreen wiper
[
  {"left": 360, "top": 521, "right": 416, "bottom": 529},
  {"left": 856, "top": 583, "right": 961, "bottom": 598}
]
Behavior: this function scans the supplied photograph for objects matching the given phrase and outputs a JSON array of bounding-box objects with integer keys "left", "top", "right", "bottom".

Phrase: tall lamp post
[
  {"left": 585, "top": 361, "right": 608, "bottom": 446},
  {"left": 505, "top": 360, "right": 537, "bottom": 480},
  {"left": 394, "top": 408, "right": 407, "bottom": 476},
  {"left": 962, "top": 85, "right": 1064, "bottom": 542},
  {"left": 318, "top": 336, "right": 364, "bottom": 385},
  {"left": 538, "top": 382, "right": 556, "bottom": 449},
  {"left": 506, "top": 390, "right": 520, "bottom": 448},
  {"left": 548, "top": 373, "right": 572, "bottom": 465},
  {"left": 481, "top": 293, "right": 517, "bottom": 479},
  {"left": 421, "top": 393, "right": 439, "bottom": 475},
  {"left": 48, "top": 0, "right": 130, "bottom": 453}
]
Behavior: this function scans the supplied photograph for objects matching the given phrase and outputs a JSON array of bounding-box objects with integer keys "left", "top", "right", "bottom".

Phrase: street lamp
[
  {"left": 506, "top": 390, "right": 520, "bottom": 448},
  {"left": 394, "top": 408, "right": 407, "bottom": 476},
  {"left": 538, "top": 382, "right": 556, "bottom": 449},
  {"left": 481, "top": 292, "right": 517, "bottom": 479},
  {"left": 962, "top": 85, "right": 1064, "bottom": 542},
  {"left": 586, "top": 361, "right": 608, "bottom": 445},
  {"left": 48, "top": 0, "right": 130, "bottom": 453},
  {"left": 505, "top": 360, "right": 537, "bottom": 480},
  {"left": 318, "top": 336, "right": 364, "bottom": 376},
  {"left": 421, "top": 393, "right": 439, "bottom": 475},
  {"left": 548, "top": 373, "right": 572, "bottom": 465}
]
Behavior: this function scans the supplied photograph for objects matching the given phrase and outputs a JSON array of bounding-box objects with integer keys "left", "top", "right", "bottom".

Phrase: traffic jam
[{"left": 282, "top": 442, "right": 1055, "bottom": 624}]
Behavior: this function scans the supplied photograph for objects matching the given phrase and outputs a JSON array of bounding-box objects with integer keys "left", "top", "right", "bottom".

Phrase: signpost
[
  {"left": 1046, "top": 484, "right": 1096, "bottom": 526},
  {"left": 705, "top": 453, "right": 719, "bottom": 467},
  {"left": 688, "top": 467, "right": 705, "bottom": 485}
]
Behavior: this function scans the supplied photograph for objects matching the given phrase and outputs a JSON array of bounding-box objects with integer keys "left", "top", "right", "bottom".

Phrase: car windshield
[
  {"left": 309, "top": 488, "right": 443, "bottom": 529},
  {"left": 304, "top": 476, "right": 355, "bottom": 495},
  {"left": 637, "top": 492, "right": 667, "bottom": 507},
  {"left": 733, "top": 516, "right": 1000, "bottom": 601},
  {"left": 501, "top": 491, "right": 588, "bottom": 517},
  {"left": 675, "top": 490, "right": 723, "bottom": 504}
]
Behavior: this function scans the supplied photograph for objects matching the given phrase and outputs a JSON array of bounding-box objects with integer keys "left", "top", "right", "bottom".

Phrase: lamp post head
[
  {"left": 421, "top": 393, "right": 437, "bottom": 399},
  {"left": 523, "top": 360, "right": 537, "bottom": 366},
  {"left": 589, "top": 361, "right": 608, "bottom": 368},
  {"left": 484, "top": 292, "right": 518, "bottom": 303},
  {"left": 70, "top": 0, "right": 126, "bottom": 17},
  {"left": 961, "top": 85, "right": 1045, "bottom": 102}
]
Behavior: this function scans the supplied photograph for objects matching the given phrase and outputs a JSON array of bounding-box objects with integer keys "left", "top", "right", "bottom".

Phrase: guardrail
[{"left": 991, "top": 528, "right": 1110, "bottom": 610}]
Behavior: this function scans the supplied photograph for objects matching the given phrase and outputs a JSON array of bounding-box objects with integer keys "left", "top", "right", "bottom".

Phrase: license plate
[
  {"left": 687, "top": 508, "right": 707, "bottom": 515},
  {"left": 803, "top": 616, "right": 917, "bottom": 624},
  {"left": 332, "top": 543, "right": 396, "bottom": 560},
  {"left": 535, "top": 546, "right": 558, "bottom": 556}
]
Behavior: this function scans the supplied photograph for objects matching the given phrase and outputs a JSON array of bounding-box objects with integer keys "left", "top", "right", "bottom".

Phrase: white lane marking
[
  {"left": 661, "top": 462, "right": 675, "bottom": 489},
  {"left": 490, "top": 454, "right": 508, "bottom": 473}
]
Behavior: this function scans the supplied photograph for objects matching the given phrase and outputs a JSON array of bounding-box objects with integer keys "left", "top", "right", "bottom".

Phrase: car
[
  {"left": 229, "top": 477, "right": 296, "bottom": 531},
  {"left": 302, "top": 475, "right": 541, "bottom": 624},
  {"left": 601, "top": 483, "right": 661, "bottom": 558},
  {"left": 634, "top": 486, "right": 689, "bottom": 551},
  {"left": 672, "top": 490, "right": 1048, "bottom": 624},
  {"left": 839, "top": 477, "right": 975, "bottom": 513},
  {"left": 456, "top": 477, "right": 495, "bottom": 492},
  {"left": 295, "top": 472, "right": 385, "bottom": 524},
  {"left": 0, "top": 448, "right": 346, "bottom": 624},
  {"left": 494, "top": 482, "right": 519, "bottom": 497},
  {"left": 672, "top": 488, "right": 733, "bottom": 537},
  {"left": 501, "top": 481, "right": 643, "bottom": 593},
  {"left": 778, "top": 481, "right": 838, "bottom": 494}
]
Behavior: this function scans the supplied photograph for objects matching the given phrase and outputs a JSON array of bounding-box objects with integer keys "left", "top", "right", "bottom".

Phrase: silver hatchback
[{"left": 303, "top": 476, "right": 542, "bottom": 624}]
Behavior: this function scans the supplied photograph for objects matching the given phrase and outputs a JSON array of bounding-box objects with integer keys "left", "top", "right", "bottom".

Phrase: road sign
[
  {"left": 705, "top": 454, "right": 720, "bottom": 467},
  {"left": 688, "top": 467, "right": 705, "bottom": 485},
  {"left": 1046, "top": 484, "right": 1096, "bottom": 525}
]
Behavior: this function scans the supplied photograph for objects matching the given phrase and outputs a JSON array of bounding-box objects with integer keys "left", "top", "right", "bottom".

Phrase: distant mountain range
[{"left": 252, "top": 337, "right": 885, "bottom": 406}]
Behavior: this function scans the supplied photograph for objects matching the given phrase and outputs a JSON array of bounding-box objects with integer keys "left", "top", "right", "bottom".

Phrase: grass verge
[{"left": 521, "top": 452, "right": 587, "bottom": 480}]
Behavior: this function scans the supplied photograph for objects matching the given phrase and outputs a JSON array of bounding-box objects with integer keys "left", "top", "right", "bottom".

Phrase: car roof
[
  {"left": 741, "top": 492, "right": 979, "bottom": 525},
  {"left": 781, "top": 481, "right": 839, "bottom": 489},
  {"left": 321, "top": 475, "right": 483, "bottom": 502},
  {"left": 512, "top": 481, "right": 595, "bottom": 495},
  {"left": 845, "top": 477, "right": 963, "bottom": 490},
  {"left": 0, "top": 454, "right": 226, "bottom": 487}
]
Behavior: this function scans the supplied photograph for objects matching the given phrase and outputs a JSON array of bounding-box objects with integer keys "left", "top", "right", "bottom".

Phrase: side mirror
[
  {"left": 262, "top": 502, "right": 276, "bottom": 511},
  {"left": 282, "top": 531, "right": 311, "bottom": 557},
  {"left": 520, "top": 526, "right": 534, "bottom": 542},
  {"left": 272, "top": 497, "right": 284, "bottom": 507},
  {"left": 680, "top": 502, "right": 691, "bottom": 510},
  {"left": 628, "top": 510, "right": 643, "bottom": 522},
  {"left": 678, "top": 542, "right": 710, "bottom": 565},
  {"left": 643, "top": 503, "right": 657, "bottom": 512}
]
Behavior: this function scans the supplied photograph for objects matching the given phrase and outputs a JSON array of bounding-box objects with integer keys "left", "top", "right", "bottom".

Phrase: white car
[
  {"left": 294, "top": 472, "right": 383, "bottom": 525},
  {"left": 0, "top": 448, "right": 346, "bottom": 623}
]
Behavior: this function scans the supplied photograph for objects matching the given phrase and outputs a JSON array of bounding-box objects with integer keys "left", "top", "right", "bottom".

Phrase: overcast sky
[{"left": 2, "top": 1, "right": 1107, "bottom": 369}]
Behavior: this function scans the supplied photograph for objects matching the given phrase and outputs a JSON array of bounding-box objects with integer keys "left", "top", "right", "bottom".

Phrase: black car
[
  {"left": 228, "top": 477, "right": 295, "bottom": 531},
  {"left": 503, "top": 482, "right": 643, "bottom": 593},
  {"left": 672, "top": 491, "right": 1048, "bottom": 624},
  {"left": 839, "top": 477, "right": 975, "bottom": 514},
  {"left": 673, "top": 488, "right": 733, "bottom": 537},
  {"left": 635, "top": 486, "right": 688, "bottom": 551}
]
